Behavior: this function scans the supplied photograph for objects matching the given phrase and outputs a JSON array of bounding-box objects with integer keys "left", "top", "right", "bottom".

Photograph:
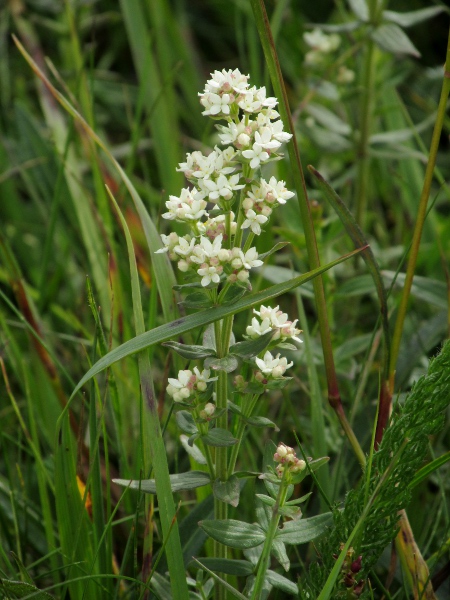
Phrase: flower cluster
[
  {"left": 273, "top": 443, "right": 306, "bottom": 478},
  {"left": 255, "top": 351, "right": 293, "bottom": 381},
  {"left": 166, "top": 368, "right": 217, "bottom": 403},
  {"left": 157, "top": 68, "right": 294, "bottom": 289},
  {"left": 246, "top": 304, "right": 303, "bottom": 345},
  {"left": 303, "top": 28, "right": 355, "bottom": 84}
]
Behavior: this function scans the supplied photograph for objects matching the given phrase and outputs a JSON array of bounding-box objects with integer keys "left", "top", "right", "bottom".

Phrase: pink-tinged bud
[
  {"left": 231, "top": 258, "right": 243, "bottom": 269},
  {"left": 350, "top": 556, "right": 362, "bottom": 574},
  {"left": 200, "top": 402, "right": 215, "bottom": 417},
  {"left": 210, "top": 257, "right": 219, "bottom": 266},
  {"left": 228, "top": 273, "right": 238, "bottom": 283},
  {"left": 261, "top": 206, "right": 272, "bottom": 217},
  {"left": 237, "top": 270, "right": 249, "bottom": 282},
  {"left": 255, "top": 371, "right": 265, "bottom": 382}
]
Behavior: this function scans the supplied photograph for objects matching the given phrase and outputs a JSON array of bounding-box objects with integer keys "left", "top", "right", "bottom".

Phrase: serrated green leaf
[
  {"left": 70, "top": 249, "right": 363, "bottom": 399},
  {"left": 176, "top": 411, "right": 198, "bottom": 435},
  {"left": 113, "top": 471, "right": 211, "bottom": 494},
  {"left": 213, "top": 476, "right": 240, "bottom": 507},
  {"left": 383, "top": 7, "right": 446, "bottom": 28},
  {"left": 371, "top": 24, "right": 420, "bottom": 57},
  {"left": 202, "top": 428, "right": 238, "bottom": 447},
  {"left": 197, "top": 558, "right": 254, "bottom": 577},
  {"left": 275, "top": 513, "right": 333, "bottom": 544},
  {"left": 204, "top": 355, "right": 239, "bottom": 373},
  {"left": 199, "top": 520, "right": 265, "bottom": 549},
  {"left": 229, "top": 331, "right": 274, "bottom": 359},
  {"left": 163, "top": 341, "right": 216, "bottom": 360}
]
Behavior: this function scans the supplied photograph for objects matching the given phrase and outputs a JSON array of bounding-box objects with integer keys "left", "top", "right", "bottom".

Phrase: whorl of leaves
[{"left": 300, "top": 340, "right": 450, "bottom": 599}]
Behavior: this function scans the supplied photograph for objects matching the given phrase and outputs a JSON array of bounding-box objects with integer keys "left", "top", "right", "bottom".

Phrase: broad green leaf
[
  {"left": 0, "top": 580, "right": 54, "bottom": 599},
  {"left": 229, "top": 331, "right": 274, "bottom": 359},
  {"left": 179, "top": 435, "right": 207, "bottom": 465},
  {"left": 204, "top": 355, "right": 239, "bottom": 373},
  {"left": 213, "top": 475, "right": 240, "bottom": 507},
  {"left": 180, "top": 292, "right": 214, "bottom": 309},
  {"left": 163, "top": 341, "right": 216, "bottom": 360},
  {"left": 191, "top": 558, "right": 254, "bottom": 576},
  {"left": 202, "top": 428, "right": 238, "bottom": 447},
  {"left": 305, "top": 104, "right": 351, "bottom": 136},
  {"left": 275, "top": 512, "right": 333, "bottom": 544},
  {"left": 383, "top": 7, "right": 446, "bottom": 28},
  {"left": 70, "top": 249, "right": 363, "bottom": 399},
  {"left": 199, "top": 519, "right": 265, "bottom": 549},
  {"left": 266, "top": 570, "right": 298, "bottom": 595},
  {"left": 371, "top": 24, "right": 420, "bottom": 57},
  {"left": 113, "top": 471, "right": 211, "bottom": 494},
  {"left": 271, "top": 540, "right": 290, "bottom": 571},
  {"left": 176, "top": 411, "right": 198, "bottom": 435}
]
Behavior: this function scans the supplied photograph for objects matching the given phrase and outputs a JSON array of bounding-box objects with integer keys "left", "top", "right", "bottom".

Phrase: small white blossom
[
  {"left": 242, "top": 130, "right": 280, "bottom": 169},
  {"left": 241, "top": 209, "right": 268, "bottom": 235},
  {"left": 246, "top": 316, "right": 272, "bottom": 338},
  {"left": 174, "top": 236, "right": 196, "bottom": 258},
  {"left": 199, "top": 173, "right": 244, "bottom": 202},
  {"left": 304, "top": 29, "right": 340, "bottom": 53},
  {"left": 255, "top": 351, "right": 293, "bottom": 378},
  {"left": 167, "top": 370, "right": 196, "bottom": 402},
  {"left": 155, "top": 232, "right": 179, "bottom": 255},
  {"left": 201, "top": 92, "right": 233, "bottom": 116},
  {"left": 198, "top": 265, "right": 222, "bottom": 287},
  {"left": 239, "top": 247, "right": 263, "bottom": 270}
]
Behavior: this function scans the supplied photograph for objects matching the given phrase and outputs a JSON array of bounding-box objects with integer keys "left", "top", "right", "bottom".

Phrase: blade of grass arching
[
  {"left": 106, "top": 186, "right": 188, "bottom": 599},
  {"left": 119, "top": 0, "right": 182, "bottom": 195},
  {"left": 12, "top": 35, "right": 179, "bottom": 326},
  {"left": 12, "top": 14, "right": 110, "bottom": 317},
  {"left": 249, "top": 0, "right": 363, "bottom": 465},
  {"left": 71, "top": 247, "right": 364, "bottom": 399}
]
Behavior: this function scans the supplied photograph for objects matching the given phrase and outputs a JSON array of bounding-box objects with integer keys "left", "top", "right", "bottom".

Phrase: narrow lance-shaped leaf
[
  {"left": 113, "top": 471, "right": 211, "bottom": 494},
  {"left": 70, "top": 248, "right": 365, "bottom": 399}
]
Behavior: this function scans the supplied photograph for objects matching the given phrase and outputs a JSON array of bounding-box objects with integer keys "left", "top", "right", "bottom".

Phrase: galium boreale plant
[{"left": 112, "top": 68, "right": 333, "bottom": 598}]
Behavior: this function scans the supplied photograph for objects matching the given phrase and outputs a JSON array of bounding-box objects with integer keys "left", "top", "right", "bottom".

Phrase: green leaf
[
  {"left": 305, "top": 104, "right": 351, "bottom": 136},
  {"left": 180, "top": 292, "right": 215, "bottom": 309},
  {"left": 409, "top": 451, "right": 450, "bottom": 490},
  {"left": 382, "top": 271, "right": 447, "bottom": 309},
  {"left": 163, "top": 341, "right": 216, "bottom": 360},
  {"left": 0, "top": 580, "right": 54, "bottom": 599},
  {"left": 237, "top": 382, "right": 265, "bottom": 395},
  {"left": 70, "top": 249, "right": 363, "bottom": 399},
  {"left": 199, "top": 520, "right": 265, "bottom": 549},
  {"left": 371, "top": 24, "right": 420, "bottom": 57},
  {"left": 179, "top": 435, "right": 207, "bottom": 465},
  {"left": 258, "top": 242, "right": 290, "bottom": 260},
  {"left": 229, "top": 331, "right": 274, "bottom": 359},
  {"left": 176, "top": 410, "right": 198, "bottom": 435},
  {"left": 221, "top": 285, "right": 248, "bottom": 305},
  {"left": 275, "top": 513, "right": 333, "bottom": 544},
  {"left": 266, "top": 378, "right": 292, "bottom": 390},
  {"left": 228, "top": 402, "right": 279, "bottom": 430},
  {"left": 383, "top": 7, "right": 446, "bottom": 28},
  {"left": 271, "top": 539, "right": 290, "bottom": 571},
  {"left": 191, "top": 558, "right": 254, "bottom": 576},
  {"left": 192, "top": 559, "right": 249, "bottom": 600},
  {"left": 202, "top": 428, "right": 238, "bottom": 448},
  {"left": 173, "top": 282, "right": 203, "bottom": 291},
  {"left": 204, "top": 355, "right": 239, "bottom": 373},
  {"left": 113, "top": 471, "right": 211, "bottom": 494},
  {"left": 266, "top": 570, "right": 298, "bottom": 595},
  {"left": 213, "top": 475, "right": 240, "bottom": 507},
  {"left": 348, "top": 0, "right": 369, "bottom": 21}
]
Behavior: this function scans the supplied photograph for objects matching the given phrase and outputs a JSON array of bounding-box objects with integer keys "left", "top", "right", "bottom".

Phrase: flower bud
[
  {"left": 243, "top": 198, "right": 254, "bottom": 210},
  {"left": 237, "top": 133, "right": 250, "bottom": 147},
  {"left": 196, "top": 381, "right": 207, "bottom": 392},
  {"left": 261, "top": 206, "right": 272, "bottom": 217},
  {"left": 237, "top": 270, "right": 249, "bottom": 282},
  {"left": 178, "top": 259, "right": 189, "bottom": 272}
]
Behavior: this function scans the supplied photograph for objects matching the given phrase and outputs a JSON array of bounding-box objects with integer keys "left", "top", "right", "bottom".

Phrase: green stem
[
  {"left": 250, "top": 469, "right": 288, "bottom": 600},
  {"left": 250, "top": 0, "right": 364, "bottom": 465},
  {"left": 227, "top": 394, "right": 260, "bottom": 478},
  {"left": 354, "top": 20, "right": 377, "bottom": 229},
  {"left": 389, "top": 26, "right": 450, "bottom": 387}
]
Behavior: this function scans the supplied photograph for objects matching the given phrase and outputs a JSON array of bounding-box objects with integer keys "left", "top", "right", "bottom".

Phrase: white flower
[
  {"left": 255, "top": 351, "right": 293, "bottom": 378},
  {"left": 162, "top": 188, "right": 207, "bottom": 222},
  {"left": 242, "top": 130, "right": 280, "bottom": 169},
  {"left": 304, "top": 29, "right": 340, "bottom": 53},
  {"left": 265, "top": 177, "right": 295, "bottom": 204},
  {"left": 167, "top": 369, "right": 196, "bottom": 402},
  {"left": 201, "top": 92, "right": 233, "bottom": 116},
  {"left": 174, "top": 236, "right": 196, "bottom": 258},
  {"left": 155, "top": 232, "right": 179, "bottom": 254},
  {"left": 199, "top": 173, "right": 244, "bottom": 202},
  {"left": 241, "top": 209, "right": 268, "bottom": 235},
  {"left": 267, "top": 120, "right": 292, "bottom": 143},
  {"left": 246, "top": 316, "right": 272, "bottom": 339},
  {"left": 239, "top": 247, "right": 263, "bottom": 270},
  {"left": 199, "top": 234, "right": 223, "bottom": 258},
  {"left": 193, "top": 367, "right": 218, "bottom": 387},
  {"left": 202, "top": 68, "right": 249, "bottom": 95},
  {"left": 198, "top": 265, "right": 221, "bottom": 287}
]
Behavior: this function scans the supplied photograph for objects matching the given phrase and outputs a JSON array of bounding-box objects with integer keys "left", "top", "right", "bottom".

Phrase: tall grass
[{"left": 1, "top": 1, "right": 449, "bottom": 599}]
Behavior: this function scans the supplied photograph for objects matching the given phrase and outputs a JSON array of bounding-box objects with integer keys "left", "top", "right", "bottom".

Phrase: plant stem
[
  {"left": 389, "top": 26, "right": 450, "bottom": 388},
  {"left": 227, "top": 394, "right": 259, "bottom": 478},
  {"left": 250, "top": 470, "right": 288, "bottom": 600}
]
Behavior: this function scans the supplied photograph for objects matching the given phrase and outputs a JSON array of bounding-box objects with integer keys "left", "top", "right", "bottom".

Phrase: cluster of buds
[
  {"left": 166, "top": 368, "right": 217, "bottom": 403},
  {"left": 241, "top": 177, "right": 295, "bottom": 234},
  {"left": 199, "top": 402, "right": 216, "bottom": 420},
  {"left": 247, "top": 305, "right": 303, "bottom": 345},
  {"left": 273, "top": 443, "right": 306, "bottom": 478},
  {"left": 333, "top": 545, "right": 364, "bottom": 597}
]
